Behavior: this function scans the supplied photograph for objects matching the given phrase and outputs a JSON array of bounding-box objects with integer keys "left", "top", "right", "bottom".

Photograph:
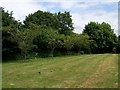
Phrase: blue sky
[{"left": 0, "top": 0, "right": 119, "bottom": 35}]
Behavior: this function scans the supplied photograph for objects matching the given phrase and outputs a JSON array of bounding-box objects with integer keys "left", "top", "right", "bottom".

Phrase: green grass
[{"left": 2, "top": 54, "right": 118, "bottom": 88}]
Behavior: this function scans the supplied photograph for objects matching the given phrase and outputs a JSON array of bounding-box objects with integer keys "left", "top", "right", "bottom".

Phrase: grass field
[{"left": 2, "top": 54, "right": 118, "bottom": 88}]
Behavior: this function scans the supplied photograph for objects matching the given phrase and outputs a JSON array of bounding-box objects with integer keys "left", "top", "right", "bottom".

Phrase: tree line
[{"left": 1, "top": 7, "right": 120, "bottom": 61}]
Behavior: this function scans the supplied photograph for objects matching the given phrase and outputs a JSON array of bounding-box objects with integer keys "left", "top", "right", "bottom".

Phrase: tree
[
  {"left": 63, "top": 35, "right": 74, "bottom": 54},
  {"left": 83, "top": 22, "right": 118, "bottom": 53},
  {"left": 2, "top": 7, "right": 20, "bottom": 60},
  {"left": 2, "top": 26, "right": 20, "bottom": 60},
  {"left": 1, "top": 7, "right": 18, "bottom": 27},
  {"left": 73, "top": 34, "right": 90, "bottom": 54},
  {"left": 55, "top": 11, "right": 74, "bottom": 35},
  {"left": 33, "top": 27, "right": 64, "bottom": 57},
  {"left": 46, "top": 28, "right": 64, "bottom": 56},
  {"left": 83, "top": 22, "right": 100, "bottom": 40},
  {"left": 16, "top": 23, "right": 40, "bottom": 59},
  {"left": 23, "top": 10, "right": 57, "bottom": 29},
  {"left": 23, "top": 10, "right": 74, "bottom": 36}
]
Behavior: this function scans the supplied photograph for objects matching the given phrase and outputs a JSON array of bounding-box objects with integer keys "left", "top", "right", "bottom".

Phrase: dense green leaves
[
  {"left": 2, "top": 8, "right": 20, "bottom": 60},
  {"left": 24, "top": 10, "right": 56, "bottom": 28},
  {"left": 54, "top": 11, "right": 74, "bottom": 35},
  {"left": 2, "top": 27, "right": 20, "bottom": 59},
  {"left": 1, "top": 7, "right": 17, "bottom": 27},
  {"left": 33, "top": 27, "right": 64, "bottom": 57},
  {"left": 83, "top": 22, "right": 118, "bottom": 53},
  {"left": 23, "top": 10, "right": 74, "bottom": 36},
  {"left": 2, "top": 7, "right": 120, "bottom": 61}
]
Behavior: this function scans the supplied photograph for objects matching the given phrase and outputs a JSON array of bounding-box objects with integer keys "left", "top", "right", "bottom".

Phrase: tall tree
[
  {"left": 23, "top": 10, "right": 57, "bottom": 29},
  {"left": 73, "top": 34, "right": 90, "bottom": 54},
  {"left": 83, "top": 22, "right": 118, "bottom": 53},
  {"left": 83, "top": 22, "right": 100, "bottom": 40},
  {"left": 23, "top": 10, "right": 74, "bottom": 36},
  {"left": 1, "top": 7, "right": 17, "bottom": 27},
  {"left": 16, "top": 25, "right": 39, "bottom": 59},
  {"left": 55, "top": 11, "right": 74, "bottom": 35},
  {"left": 2, "top": 7, "right": 20, "bottom": 60},
  {"left": 33, "top": 28, "right": 64, "bottom": 57}
]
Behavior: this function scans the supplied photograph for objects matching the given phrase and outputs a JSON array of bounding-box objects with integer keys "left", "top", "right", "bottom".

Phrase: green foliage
[
  {"left": 1, "top": 7, "right": 17, "bottom": 27},
  {"left": 2, "top": 7, "right": 119, "bottom": 61},
  {"left": 2, "top": 8, "right": 20, "bottom": 60},
  {"left": 83, "top": 22, "right": 100, "bottom": 39},
  {"left": 55, "top": 11, "right": 74, "bottom": 35},
  {"left": 33, "top": 27, "right": 64, "bottom": 57},
  {"left": 2, "top": 26, "right": 20, "bottom": 59},
  {"left": 23, "top": 10, "right": 56, "bottom": 28},
  {"left": 83, "top": 21, "right": 118, "bottom": 53},
  {"left": 16, "top": 28, "right": 39, "bottom": 58},
  {"left": 73, "top": 34, "right": 91, "bottom": 54},
  {"left": 63, "top": 35, "right": 74, "bottom": 54},
  {"left": 23, "top": 10, "right": 74, "bottom": 36}
]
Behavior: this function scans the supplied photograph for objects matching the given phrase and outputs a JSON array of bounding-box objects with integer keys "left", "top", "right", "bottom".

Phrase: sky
[{"left": 0, "top": 0, "right": 119, "bottom": 35}]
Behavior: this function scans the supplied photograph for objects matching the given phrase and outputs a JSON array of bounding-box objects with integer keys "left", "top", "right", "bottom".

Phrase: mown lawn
[{"left": 2, "top": 54, "right": 118, "bottom": 88}]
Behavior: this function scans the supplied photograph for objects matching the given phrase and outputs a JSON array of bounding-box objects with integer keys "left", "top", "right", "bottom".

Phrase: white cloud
[
  {"left": 59, "top": 1, "right": 78, "bottom": 9},
  {"left": 0, "top": 0, "right": 46, "bottom": 21}
]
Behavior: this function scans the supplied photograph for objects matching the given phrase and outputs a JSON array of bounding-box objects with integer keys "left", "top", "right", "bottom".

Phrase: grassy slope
[{"left": 2, "top": 54, "right": 118, "bottom": 88}]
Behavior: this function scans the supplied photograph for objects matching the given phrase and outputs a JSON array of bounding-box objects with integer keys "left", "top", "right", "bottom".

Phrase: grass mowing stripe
[
  {"left": 80, "top": 54, "right": 118, "bottom": 88},
  {"left": 3, "top": 55, "right": 90, "bottom": 69},
  {"left": 2, "top": 54, "right": 97, "bottom": 75},
  {"left": 2, "top": 54, "right": 118, "bottom": 88},
  {"left": 2, "top": 54, "right": 107, "bottom": 88},
  {"left": 3, "top": 54, "right": 102, "bottom": 88},
  {"left": 51, "top": 54, "right": 110, "bottom": 88},
  {"left": 29, "top": 54, "right": 109, "bottom": 87},
  {"left": 23, "top": 54, "right": 94, "bottom": 67},
  {"left": 37, "top": 54, "right": 101, "bottom": 71},
  {"left": 4, "top": 56, "right": 98, "bottom": 79},
  {"left": 23, "top": 55, "right": 103, "bottom": 88},
  {"left": 95, "top": 54, "right": 118, "bottom": 88}
]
